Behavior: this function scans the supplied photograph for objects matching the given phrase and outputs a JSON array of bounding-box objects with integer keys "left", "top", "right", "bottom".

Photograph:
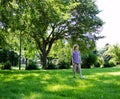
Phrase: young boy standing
[{"left": 72, "top": 44, "right": 84, "bottom": 79}]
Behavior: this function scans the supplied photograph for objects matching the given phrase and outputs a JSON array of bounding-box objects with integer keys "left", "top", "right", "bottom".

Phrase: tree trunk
[
  {"left": 41, "top": 51, "right": 48, "bottom": 69},
  {"left": 39, "top": 37, "right": 55, "bottom": 69},
  {"left": 33, "top": 35, "right": 56, "bottom": 69}
]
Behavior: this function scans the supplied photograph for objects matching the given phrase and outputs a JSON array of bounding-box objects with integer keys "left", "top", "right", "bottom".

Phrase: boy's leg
[
  {"left": 73, "top": 63, "right": 77, "bottom": 78},
  {"left": 78, "top": 64, "right": 84, "bottom": 78}
]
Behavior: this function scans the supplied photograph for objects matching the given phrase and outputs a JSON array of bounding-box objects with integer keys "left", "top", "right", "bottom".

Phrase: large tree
[{"left": 1, "top": 0, "right": 103, "bottom": 68}]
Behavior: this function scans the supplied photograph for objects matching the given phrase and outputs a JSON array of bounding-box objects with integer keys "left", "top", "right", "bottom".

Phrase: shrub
[
  {"left": 109, "top": 59, "right": 116, "bottom": 66},
  {"left": 0, "top": 49, "right": 19, "bottom": 66},
  {"left": 2, "top": 61, "right": 11, "bottom": 70},
  {"left": 103, "top": 61, "right": 114, "bottom": 68},
  {"left": 58, "top": 61, "right": 70, "bottom": 69},
  {"left": 82, "top": 52, "right": 97, "bottom": 68},
  {"left": 94, "top": 62, "right": 101, "bottom": 68},
  {"left": 94, "top": 57, "right": 104, "bottom": 68},
  {"left": 46, "top": 63, "right": 57, "bottom": 69},
  {"left": 25, "top": 61, "right": 39, "bottom": 70}
]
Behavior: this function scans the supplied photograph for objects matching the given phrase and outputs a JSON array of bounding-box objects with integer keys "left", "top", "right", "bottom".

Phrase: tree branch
[
  {"left": 46, "top": 23, "right": 56, "bottom": 42},
  {"left": 46, "top": 38, "right": 55, "bottom": 54}
]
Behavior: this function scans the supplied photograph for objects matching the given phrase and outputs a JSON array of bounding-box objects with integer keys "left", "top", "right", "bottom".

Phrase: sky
[{"left": 95, "top": 0, "right": 120, "bottom": 48}]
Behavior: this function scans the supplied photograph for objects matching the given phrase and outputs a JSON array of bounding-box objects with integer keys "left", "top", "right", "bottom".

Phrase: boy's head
[{"left": 73, "top": 44, "right": 79, "bottom": 50}]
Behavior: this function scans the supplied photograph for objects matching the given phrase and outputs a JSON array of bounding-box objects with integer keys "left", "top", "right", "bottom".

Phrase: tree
[
  {"left": 1, "top": 0, "right": 103, "bottom": 68},
  {"left": 25, "top": 0, "right": 80, "bottom": 68}
]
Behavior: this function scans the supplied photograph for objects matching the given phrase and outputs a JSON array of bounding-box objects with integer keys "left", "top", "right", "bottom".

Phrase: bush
[
  {"left": 94, "top": 62, "right": 101, "bottom": 68},
  {"left": 25, "top": 61, "right": 39, "bottom": 70},
  {"left": 109, "top": 59, "right": 116, "bottom": 66},
  {"left": 94, "top": 57, "right": 104, "bottom": 68},
  {"left": 2, "top": 61, "right": 11, "bottom": 70},
  {"left": 0, "top": 49, "right": 19, "bottom": 66},
  {"left": 103, "top": 61, "right": 114, "bottom": 68},
  {"left": 82, "top": 52, "right": 97, "bottom": 68},
  {"left": 46, "top": 63, "right": 57, "bottom": 69},
  {"left": 58, "top": 61, "right": 70, "bottom": 69}
]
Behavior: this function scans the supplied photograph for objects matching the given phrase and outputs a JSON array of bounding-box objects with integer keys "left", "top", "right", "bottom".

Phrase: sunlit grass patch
[{"left": 0, "top": 67, "right": 120, "bottom": 99}]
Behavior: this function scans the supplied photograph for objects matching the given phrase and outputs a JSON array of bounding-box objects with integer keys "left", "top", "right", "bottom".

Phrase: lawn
[{"left": 0, "top": 67, "right": 120, "bottom": 99}]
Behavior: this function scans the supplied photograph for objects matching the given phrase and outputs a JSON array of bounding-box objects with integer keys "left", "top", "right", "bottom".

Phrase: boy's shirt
[{"left": 72, "top": 50, "right": 81, "bottom": 64}]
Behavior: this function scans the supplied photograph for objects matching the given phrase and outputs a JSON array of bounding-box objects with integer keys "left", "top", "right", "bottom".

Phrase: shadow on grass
[{"left": 0, "top": 68, "right": 120, "bottom": 99}]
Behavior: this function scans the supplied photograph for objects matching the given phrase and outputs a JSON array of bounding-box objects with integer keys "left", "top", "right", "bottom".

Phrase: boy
[{"left": 72, "top": 44, "right": 84, "bottom": 79}]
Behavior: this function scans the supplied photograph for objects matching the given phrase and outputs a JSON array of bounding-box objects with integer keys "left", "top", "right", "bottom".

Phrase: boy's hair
[{"left": 73, "top": 44, "right": 79, "bottom": 50}]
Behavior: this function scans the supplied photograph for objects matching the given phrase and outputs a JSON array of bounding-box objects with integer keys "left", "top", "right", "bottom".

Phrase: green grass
[{"left": 0, "top": 67, "right": 120, "bottom": 99}]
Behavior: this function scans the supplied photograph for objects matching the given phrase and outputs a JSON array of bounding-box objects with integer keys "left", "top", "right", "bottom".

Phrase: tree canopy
[{"left": 0, "top": 0, "right": 104, "bottom": 68}]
